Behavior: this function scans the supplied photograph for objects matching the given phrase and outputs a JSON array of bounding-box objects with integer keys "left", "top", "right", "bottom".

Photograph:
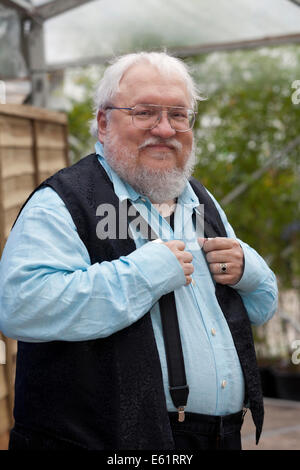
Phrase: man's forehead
[{"left": 118, "top": 63, "right": 190, "bottom": 104}]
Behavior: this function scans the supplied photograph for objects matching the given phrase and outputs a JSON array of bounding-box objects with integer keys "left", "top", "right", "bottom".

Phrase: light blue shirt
[{"left": 0, "top": 142, "right": 278, "bottom": 415}]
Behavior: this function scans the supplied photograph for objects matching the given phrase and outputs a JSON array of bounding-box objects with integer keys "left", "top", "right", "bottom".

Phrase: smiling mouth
[
  {"left": 142, "top": 147, "right": 175, "bottom": 160},
  {"left": 139, "top": 138, "right": 182, "bottom": 153}
]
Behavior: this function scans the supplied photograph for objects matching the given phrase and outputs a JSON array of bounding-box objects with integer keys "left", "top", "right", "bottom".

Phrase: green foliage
[
  {"left": 187, "top": 46, "right": 300, "bottom": 287},
  {"left": 67, "top": 72, "right": 97, "bottom": 163}
]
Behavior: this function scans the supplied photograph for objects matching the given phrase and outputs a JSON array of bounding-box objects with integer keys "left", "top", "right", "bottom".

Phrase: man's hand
[
  {"left": 163, "top": 240, "right": 194, "bottom": 285},
  {"left": 199, "top": 237, "right": 244, "bottom": 285}
]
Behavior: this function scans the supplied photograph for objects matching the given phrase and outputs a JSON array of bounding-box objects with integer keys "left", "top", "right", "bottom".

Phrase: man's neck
[{"left": 152, "top": 199, "right": 176, "bottom": 217}]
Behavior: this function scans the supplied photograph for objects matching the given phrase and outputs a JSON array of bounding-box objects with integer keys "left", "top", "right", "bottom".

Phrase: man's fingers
[
  {"left": 199, "top": 237, "right": 244, "bottom": 286},
  {"left": 198, "top": 237, "right": 207, "bottom": 248},
  {"left": 212, "top": 274, "right": 233, "bottom": 285},
  {"left": 209, "top": 262, "right": 234, "bottom": 275},
  {"left": 205, "top": 249, "right": 241, "bottom": 264},
  {"left": 163, "top": 240, "right": 194, "bottom": 283},
  {"left": 199, "top": 237, "right": 238, "bottom": 253},
  {"left": 181, "top": 251, "right": 193, "bottom": 263},
  {"left": 174, "top": 240, "right": 186, "bottom": 251},
  {"left": 183, "top": 263, "right": 194, "bottom": 276}
]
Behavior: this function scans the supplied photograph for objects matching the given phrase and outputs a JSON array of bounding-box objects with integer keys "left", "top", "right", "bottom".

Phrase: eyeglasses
[{"left": 105, "top": 103, "right": 197, "bottom": 132}]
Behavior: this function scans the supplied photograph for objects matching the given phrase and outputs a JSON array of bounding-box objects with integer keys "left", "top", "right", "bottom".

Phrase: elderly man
[{"left": 0, "top": 52, "right": 277, "bottom": 451}]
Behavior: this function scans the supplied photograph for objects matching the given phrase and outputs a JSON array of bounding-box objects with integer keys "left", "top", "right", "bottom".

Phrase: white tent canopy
[
  {"left": 1, "top": 0, "right": 300, "bottom": 105},
  {"left": 36, "top": 0, "right": 300, "bottom": 66}
]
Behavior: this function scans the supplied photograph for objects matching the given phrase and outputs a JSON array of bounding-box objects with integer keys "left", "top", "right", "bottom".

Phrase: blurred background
[{"left": 0, "top": 0, "right": 300, "bottom": 450}]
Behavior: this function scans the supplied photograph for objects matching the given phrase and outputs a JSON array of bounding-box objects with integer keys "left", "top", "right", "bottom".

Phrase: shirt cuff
[
  {"left": 230, "top": 240, "right": 268, "bottom": 293},
  {"left": 125, "top": 241, "right": 186, "bottom": 299}
]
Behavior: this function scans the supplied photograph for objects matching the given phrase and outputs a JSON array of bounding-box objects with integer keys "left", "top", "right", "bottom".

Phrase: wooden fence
[{"left": 0, "top": 103, "right": 69, "bottom": 440}]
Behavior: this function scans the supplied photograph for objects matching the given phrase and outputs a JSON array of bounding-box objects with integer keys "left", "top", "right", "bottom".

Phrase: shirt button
[
  {"left": 221, "top": 380, "right": 227, "bottom": 389},
  {"left": 211, "top": 328, "right": 216, "bottom": 336},
  {"left": 191, "top": 279, "right": 196, "bottom": 286}
]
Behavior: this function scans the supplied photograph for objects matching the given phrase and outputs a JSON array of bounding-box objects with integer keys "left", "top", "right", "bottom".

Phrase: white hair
[{"left": 90, "top": 51, "right": 203, "bottom": 137}]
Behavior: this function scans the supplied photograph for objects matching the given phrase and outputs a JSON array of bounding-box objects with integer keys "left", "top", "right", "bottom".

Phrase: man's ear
[{"left": 97, "top": 110, "right": 108, "bottom": 144}]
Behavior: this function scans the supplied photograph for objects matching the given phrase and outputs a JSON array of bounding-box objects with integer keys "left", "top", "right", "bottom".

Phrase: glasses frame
[{"left": 105, "top": 103, "right": 197, "bottom": 132}]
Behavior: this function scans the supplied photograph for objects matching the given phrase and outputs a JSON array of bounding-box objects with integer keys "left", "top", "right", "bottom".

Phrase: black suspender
[
  {"left": 130, "top": 204, "right": 189, "bottom": 421},
  {"left": 160, "top": 206, "right": 221, "bottom": 421},
  {"left": 159, "top": 292, "right": 189, "bottom": 422},
  {"left": 159, "top": 208, "right": 189, "bottom": 422}
]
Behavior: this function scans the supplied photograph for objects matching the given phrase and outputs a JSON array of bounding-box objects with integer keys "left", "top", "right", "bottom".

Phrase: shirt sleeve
[
  {"left": 0, "top": 188, "right": 186, "bottom": 342},
  {"left": 206, "top": 190, "right": 278, "bottom": 326}
]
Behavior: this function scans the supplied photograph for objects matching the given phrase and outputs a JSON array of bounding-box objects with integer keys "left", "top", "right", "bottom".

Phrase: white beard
[{"left": 103, "top": 130, "right": 196, "bottom": 204}]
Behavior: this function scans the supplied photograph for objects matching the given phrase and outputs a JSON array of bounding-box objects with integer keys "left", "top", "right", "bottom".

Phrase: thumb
[{"left": 198, "top": 237, "right": 208, "bottom": 248}]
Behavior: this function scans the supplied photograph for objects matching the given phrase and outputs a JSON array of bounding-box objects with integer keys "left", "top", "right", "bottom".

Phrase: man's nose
[{"left": 150, "top": 112, "right": 176, "bottom": 138}]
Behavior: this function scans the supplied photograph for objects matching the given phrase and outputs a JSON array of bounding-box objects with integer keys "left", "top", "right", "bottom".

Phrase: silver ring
[{"left": 220, "top": 263, "right": 227, "bottom": 274}]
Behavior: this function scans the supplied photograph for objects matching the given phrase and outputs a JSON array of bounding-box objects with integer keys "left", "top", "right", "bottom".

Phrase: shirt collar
[{"left": 94, "top": 141, "right": 200, "bottom": 209}]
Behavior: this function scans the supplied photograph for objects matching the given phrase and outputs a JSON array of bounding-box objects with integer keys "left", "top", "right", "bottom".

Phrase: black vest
[{"left": 13, "top": 154, "right": 264, "bottom": 449}]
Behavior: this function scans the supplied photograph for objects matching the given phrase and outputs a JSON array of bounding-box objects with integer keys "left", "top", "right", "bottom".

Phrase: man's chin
[
  {"left": 139, "top": 152, "right": 177, "bottom": 170},
  {"left": 127, "top": 165, "right": 188, "bottom": 203},
  {"left": 140, "top": 163, "right": 177, "bottom": 175},
  {"left": 138, "top": 153, "right": 177, "bottom": 173}
]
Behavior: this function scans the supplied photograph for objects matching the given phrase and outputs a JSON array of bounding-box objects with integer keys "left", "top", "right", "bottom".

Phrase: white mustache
[{"left": 138, "top": 137, "right": 182, "bottom": 152}]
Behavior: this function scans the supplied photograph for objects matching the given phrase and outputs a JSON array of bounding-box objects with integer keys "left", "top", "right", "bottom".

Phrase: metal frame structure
[
  {"left": 46, "top": 32, "right": 300, "bottom": 72},
  {"left": 289, "top": 0, "right": 300, "bottom": 6},
  {"left": 0, "top": 0, "right": 95, "bottom": 107}
]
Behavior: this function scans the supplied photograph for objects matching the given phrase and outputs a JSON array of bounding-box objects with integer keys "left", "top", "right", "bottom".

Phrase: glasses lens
[
  {"left": 132, "top": 104, "right": 195, "bottom": 131},
  {"left": 132, "top": 105, "right": 159, "bottom": 129},
  {"left": 168, "top": 108, "right": 195, "bottom": 131}
]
